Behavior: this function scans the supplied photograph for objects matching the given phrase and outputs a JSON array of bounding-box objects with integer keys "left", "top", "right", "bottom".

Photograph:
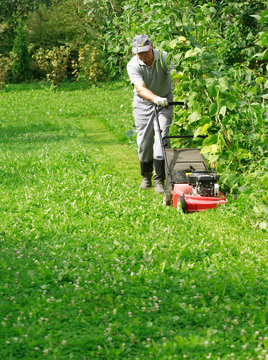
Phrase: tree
[
  {"left": 12, "top": 19, "right": 31, "bottom": 82},
  {"left": 26, "top": 0, "right": 94, "bottom": 50},
  {"left": 0, "top": 0, "right": 50, "bottom": 55}
]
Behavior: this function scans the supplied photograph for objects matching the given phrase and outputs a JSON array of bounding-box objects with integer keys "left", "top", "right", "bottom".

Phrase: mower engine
[{"left": 187, "top": 172, "right": 220, "bottom": 197}]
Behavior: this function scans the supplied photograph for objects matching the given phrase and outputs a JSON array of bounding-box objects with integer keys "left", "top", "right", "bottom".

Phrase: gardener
[{"left": 127, "top": 34, "right": 173, "bottom": 194}]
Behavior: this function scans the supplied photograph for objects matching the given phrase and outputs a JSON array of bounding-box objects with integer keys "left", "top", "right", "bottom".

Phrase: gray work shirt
[{"left": 127, "top": 49, "right": 172, "bottom": 98}]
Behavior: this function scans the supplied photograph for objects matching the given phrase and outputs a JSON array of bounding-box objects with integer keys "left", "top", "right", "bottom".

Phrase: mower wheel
[
  {"left": 177, "top": 195, "right": 187, "bottom": 213},
  {"left": 163, "top": 191, "right": 172, "bottom": 206}
]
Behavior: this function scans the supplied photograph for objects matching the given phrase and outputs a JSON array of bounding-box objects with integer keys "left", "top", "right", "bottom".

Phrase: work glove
[{"left": 153, "top": 96, "right": 168, "bottom": 107}]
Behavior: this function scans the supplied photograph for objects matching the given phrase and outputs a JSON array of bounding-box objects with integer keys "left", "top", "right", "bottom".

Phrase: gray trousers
[{"left": 133, "top": 92, "right": 173, "bottom": 162}]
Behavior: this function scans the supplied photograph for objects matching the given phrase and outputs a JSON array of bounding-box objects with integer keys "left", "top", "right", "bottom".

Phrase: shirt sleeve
[{"left": 127, "top": 59, "right": 143, "bottom": 84}]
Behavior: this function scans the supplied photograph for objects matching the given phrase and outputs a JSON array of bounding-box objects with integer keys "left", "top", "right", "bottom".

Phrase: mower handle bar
[
  {"left": 163, "top": 135, "right": 207, "bottom": 140},
  {"left": 168, "top": 101, "right": 185, "bottom": 106}
]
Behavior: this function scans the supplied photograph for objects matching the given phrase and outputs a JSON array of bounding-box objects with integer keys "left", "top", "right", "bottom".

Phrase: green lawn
[{"left": 0, "top": 82, "right": 267, "bottom": 359}]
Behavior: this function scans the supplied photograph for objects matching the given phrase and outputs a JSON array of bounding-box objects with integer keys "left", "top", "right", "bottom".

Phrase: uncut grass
[{"left": 0, "top": 83, "right": 267, "bottom": 359}]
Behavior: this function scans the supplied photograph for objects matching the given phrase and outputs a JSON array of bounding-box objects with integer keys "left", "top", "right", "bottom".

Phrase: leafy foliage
[
  {"left": 0, "top": 0, "right": 47, "bottom": 55},
  {"left": 11, "top": 19, "right": 31, "bottom": 83},
  {"left": 33, "top": 46, "right": 71, "bottom": 85},
  {"left": 25, "top": 1, "right": 94, "bottom": 50},
  {"left": 72, "top": 43, "right": 104, "bottom": 84},
  {"left": 214, "top": 0, "right": 267, "bottom": 66},
  {"left": 0, "top": 55, "right": 12, "bottom": 88}
]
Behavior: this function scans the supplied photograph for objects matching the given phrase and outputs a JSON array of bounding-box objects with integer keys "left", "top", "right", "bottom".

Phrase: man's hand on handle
[{"left": 153, "top": 96, "right": 168, "bottom": 108}]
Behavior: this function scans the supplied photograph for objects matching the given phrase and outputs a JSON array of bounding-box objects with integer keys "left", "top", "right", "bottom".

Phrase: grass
[{"left": 0, "top": 81, "right": 267, "bottom": 359}]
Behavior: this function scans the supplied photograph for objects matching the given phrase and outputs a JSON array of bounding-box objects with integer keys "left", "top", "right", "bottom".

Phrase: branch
[
  {"left": 107, "top": 0, "right": 117, "bottom": 17},
  {"left": 216, "top": 114, "right": 231, "bottom": 148},
  {"left": 241, "top": 64, "right": 262, "bottom": 77},
  {"left": 248, "top": 99, "right": 256, "bottom": 145},
  {"left": 204, "top": 88, "right": 213, "bottom": 103}
]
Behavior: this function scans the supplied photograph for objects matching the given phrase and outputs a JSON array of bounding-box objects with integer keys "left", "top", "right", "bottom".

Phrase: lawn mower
[{"left": 155, "top": 102, "right": 227, "bottom": 213}]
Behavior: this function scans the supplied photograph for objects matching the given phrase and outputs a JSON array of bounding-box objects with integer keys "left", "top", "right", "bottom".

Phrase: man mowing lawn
[{"left": 127, "top": 34, "right": 173, "bottom": 194}]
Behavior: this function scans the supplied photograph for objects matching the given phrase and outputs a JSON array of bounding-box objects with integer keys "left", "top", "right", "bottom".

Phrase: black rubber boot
[
  {"left": 140, "top": 173, "right": 152, "bottom": 189},
  {"left": 153, "top": 159, "right": 165, "bottom": 194},
  {"left": 140, "top": 161, "right": 153, "bottom": 189}
]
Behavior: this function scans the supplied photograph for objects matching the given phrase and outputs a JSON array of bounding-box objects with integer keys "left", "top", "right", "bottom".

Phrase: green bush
[
  {"left": 33, "top": 46, "right": 71, "bottom": 85},
  {"left": 0, "top": 55, "right": 13, "bottom": 88},
  {"left": 25, "top": 0, "right": 102, "bottom": 81},
  {"left": 11, "top": 19, "right": 31, "bottom": 83},
  {"left": 0, "top": 0, "right": 44, "bottom": 56},
  {"left": 72, "top": 44, "right": 104, "bottom": 84},
  {"left": 26, "top": 1, "right": 93, "bottom": 50}
]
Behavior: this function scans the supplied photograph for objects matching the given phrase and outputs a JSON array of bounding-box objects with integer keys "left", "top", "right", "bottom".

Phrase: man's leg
[
  {"left": 153, "top": 159, "right": 165, "bottom": 192},
  {"left": 133, "top": 97, "right": 155, "bottom": 189},
  {"left": 140, "top": 160, "right": 153, "bottom": 189}
]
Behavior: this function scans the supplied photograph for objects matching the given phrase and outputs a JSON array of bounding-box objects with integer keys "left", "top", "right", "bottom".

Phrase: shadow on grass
[
  {"left": 82, "top": 137, "right": 118, "bottom": 146},
  {"left": 0, "top": 169, "right": 30, "bottom": 187},
  {"left": 2, "top": 80, "right": 129, "bottom": 93},
  {"left": 2, "top": 81, "right": 90, "bottom": 93},
  {"left": 0, "top": 123, "right": 77, "bottom": 145}
]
